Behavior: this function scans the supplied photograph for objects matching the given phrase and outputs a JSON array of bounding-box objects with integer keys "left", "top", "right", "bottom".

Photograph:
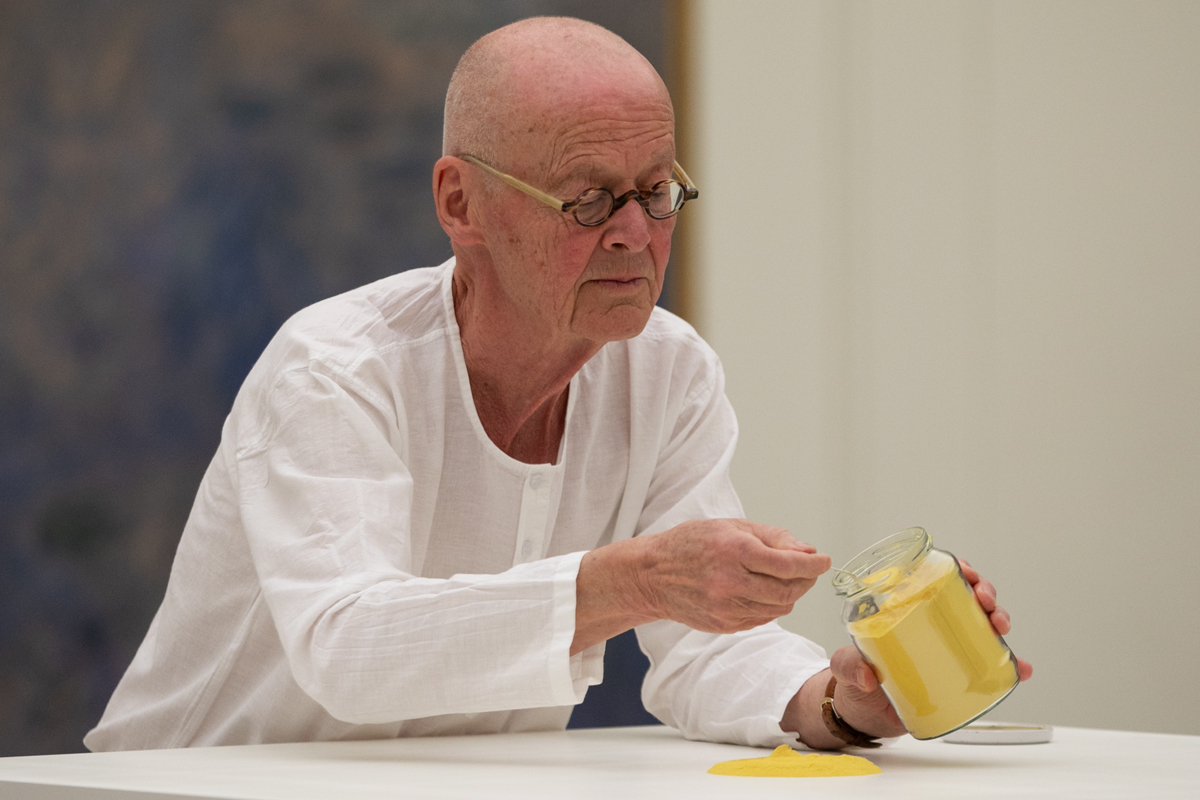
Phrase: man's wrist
[
  {"left": 571, "top": 539, "right": 659, "bottom": 655},
  {"left": 820, "top": 676, "right": 881, "bottom": 748},
  {"left": 594, "top": 536, "right": 661, "bottom": 622},
  {"left": 782, "top": 668, "right": 845, "bottom": 750}
]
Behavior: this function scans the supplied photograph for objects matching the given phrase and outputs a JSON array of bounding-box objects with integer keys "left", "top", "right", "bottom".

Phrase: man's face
[{"left": 474, "top": 85, "right": 676, "bottom": 347}]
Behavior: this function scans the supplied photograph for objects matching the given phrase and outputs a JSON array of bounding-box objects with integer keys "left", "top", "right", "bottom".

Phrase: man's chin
[{"left": 571, "top": 301, "right": 655, "bottom": 343}]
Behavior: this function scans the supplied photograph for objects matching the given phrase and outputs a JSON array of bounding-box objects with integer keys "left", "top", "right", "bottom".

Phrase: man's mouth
[{"left": 590, "top": 276, "right": 647, "bottom": 289}]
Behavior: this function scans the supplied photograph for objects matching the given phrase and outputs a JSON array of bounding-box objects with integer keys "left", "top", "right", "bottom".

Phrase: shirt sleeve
[
  {"left": 234, "top": 359, "right": 601, "bottom": 725},
  {"left": 629, "top": 348, "right": 831, "bottom": 748}
]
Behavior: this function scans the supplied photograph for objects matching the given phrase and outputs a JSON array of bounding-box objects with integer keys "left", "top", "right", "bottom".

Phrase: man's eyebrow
[
  {"left": 550, "top": 154, "right": 676, "bottom": 193},
  {"left": 550, "top": 164, "right": 594, "bottom": 192}
]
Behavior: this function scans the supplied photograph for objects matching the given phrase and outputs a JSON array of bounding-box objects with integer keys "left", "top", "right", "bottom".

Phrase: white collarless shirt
[{"left": 85, "top": 259, "right": 829, "bottom": 751}]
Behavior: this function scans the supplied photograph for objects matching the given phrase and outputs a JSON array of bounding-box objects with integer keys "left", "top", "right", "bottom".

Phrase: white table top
[{"left": 0, "top": 724, "right": 1195, "bottom": 800}]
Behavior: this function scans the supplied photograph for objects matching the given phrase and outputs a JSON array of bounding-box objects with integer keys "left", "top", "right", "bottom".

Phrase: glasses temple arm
[
  {"left": 459, "top": 155, "right": 567, "bottom": 212},
  {"left": 672, "top": 161, "right": 699, "bottom": 200}
]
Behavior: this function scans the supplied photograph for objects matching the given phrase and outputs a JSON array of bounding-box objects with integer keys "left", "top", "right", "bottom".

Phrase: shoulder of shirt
[
  {"left": 226, "top": 265, "right": 449, "bottom": 453},
  {"left": 258, "top": 263, "right": 450, "bottom": 378}
]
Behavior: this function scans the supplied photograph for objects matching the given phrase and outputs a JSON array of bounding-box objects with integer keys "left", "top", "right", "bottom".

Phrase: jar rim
[{"left": 832, "top": 527, "right": 932, "bottom": 597}]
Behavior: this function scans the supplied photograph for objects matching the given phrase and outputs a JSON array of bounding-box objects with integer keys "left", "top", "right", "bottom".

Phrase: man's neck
[{"left": 452, "top": 267, "right": 602, "bottom": 465}]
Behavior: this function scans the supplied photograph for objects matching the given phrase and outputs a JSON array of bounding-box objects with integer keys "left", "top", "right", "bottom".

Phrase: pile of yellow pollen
[{"left": 707, "top": 745, "right": 881, "bottom": 777}]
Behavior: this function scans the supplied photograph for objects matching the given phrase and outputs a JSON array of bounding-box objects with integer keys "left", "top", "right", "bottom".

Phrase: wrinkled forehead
[{"left": 503, "top": 62, "right": 675, "bottom": 181}]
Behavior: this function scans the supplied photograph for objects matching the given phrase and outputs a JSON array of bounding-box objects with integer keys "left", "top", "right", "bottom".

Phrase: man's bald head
[
  {"left": 443, "top": 17, "right": 672, "bottom": 172},
  {"left": 434, "top": 18, "right": 679, "bottom": 357}
]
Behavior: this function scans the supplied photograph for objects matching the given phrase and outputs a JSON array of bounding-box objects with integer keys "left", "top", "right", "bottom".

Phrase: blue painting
[{"left": 0, "top": 0, "right": 667, "bottom": 755}]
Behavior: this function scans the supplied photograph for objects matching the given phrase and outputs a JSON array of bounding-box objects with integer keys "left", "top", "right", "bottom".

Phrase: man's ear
[{"left": 433, "top": 156, "right": 485, "bottom": 247}]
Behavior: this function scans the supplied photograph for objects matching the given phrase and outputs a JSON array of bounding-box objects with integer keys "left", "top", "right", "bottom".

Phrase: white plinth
[{"left": 0, "top": 724, "right": 1195, "bottom": 800}]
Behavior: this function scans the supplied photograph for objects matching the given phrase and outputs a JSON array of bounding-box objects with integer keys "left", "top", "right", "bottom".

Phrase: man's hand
[
  {"left": 572, "top": 519, "right": 830, "bottom": 654},
  {"left": 783, "top": 559, "right": 1034, "bottom": 749},
  {"left": 957, "top": 559, "right": 1033, "bottom": 684},
  {"left": 636, "top": 519, "right": 832, "bottom": 633}
]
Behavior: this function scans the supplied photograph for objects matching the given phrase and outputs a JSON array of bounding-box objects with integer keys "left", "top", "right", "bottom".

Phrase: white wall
[{"left": 689, "top": 0, "right": 1200, "bottom": 736}]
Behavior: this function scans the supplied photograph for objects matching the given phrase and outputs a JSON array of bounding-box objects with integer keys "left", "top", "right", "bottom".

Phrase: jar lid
[{"left": 832, "top": 527, "right": 931, "bottom": 597}]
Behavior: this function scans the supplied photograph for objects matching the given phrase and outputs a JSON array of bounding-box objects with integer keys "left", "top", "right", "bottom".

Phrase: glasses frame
[{"left": 459, "top": 154, "right": 699, "bottom": 227}]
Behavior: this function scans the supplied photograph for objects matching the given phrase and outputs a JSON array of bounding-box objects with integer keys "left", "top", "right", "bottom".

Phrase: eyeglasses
[{"left": 459, "top": 154, "right": 699, "bottom": 227}]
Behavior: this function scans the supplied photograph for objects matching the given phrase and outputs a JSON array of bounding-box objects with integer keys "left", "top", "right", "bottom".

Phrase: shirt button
[
  {"left": 521, "top": 540, "right": 534, "bottom": 558},
  {"left": 530, "top": 472, "right": 544, "bottom": 490}
]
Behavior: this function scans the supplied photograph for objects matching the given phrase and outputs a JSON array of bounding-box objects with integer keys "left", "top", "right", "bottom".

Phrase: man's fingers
[
  {"left": 856, "top": 663, "right": 879, "bottom": 692},
  {"left": 747, "top": 523, "right": 817, "bottom": 553},
  {"left": 743, "top": 543, "right": 831, "bottom": 581},
  {"left": 989, "top": 605, "right": 1011, "bottom": 635},
  {"left": 974, "top": 579, "right": 998, "bottom": 613},
  {"left": 829, "top": 645, "right": 879, "bottom": 692},
  {"left": 734, "top": 527, "right": 830, "bottom": 578},
  {"left": 958, "top": 558, "right": 1030, "bottom": 679},
  {"left": 827, "top": 648, "right": 906, "bottom": 739},
  {"left": 736, "top": 598, "right": 797, "bottom": 620},
  {"left": 739, "top": 572, "right": 819, "bottom": 608},
  {"left": 741, "top": 521, "right": 828, "bottom": 576}
]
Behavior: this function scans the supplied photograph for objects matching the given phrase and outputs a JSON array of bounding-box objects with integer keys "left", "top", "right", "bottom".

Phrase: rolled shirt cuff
[{"left": 549, "top": 551, "right": 605, "bottom": 705}]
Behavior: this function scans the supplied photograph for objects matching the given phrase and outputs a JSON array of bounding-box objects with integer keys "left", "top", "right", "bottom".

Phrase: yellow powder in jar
[
  {"left": 707, "top": 745, "right": 881, "bottom": 777},
  {"left": 848, "top": 556, "right": 1018, "bottom": 740}
]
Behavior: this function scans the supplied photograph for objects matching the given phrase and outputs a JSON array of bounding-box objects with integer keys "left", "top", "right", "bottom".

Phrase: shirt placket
[{"left": 511, "top": 468, "right": 553, "bottom": 566}]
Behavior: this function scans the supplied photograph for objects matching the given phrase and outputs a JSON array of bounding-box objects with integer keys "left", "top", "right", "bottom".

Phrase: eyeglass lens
[{"left": 572, "top": 181, "right": 687, "bottom": 226}]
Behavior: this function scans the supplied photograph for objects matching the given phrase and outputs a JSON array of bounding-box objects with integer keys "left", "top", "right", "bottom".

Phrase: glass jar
[{"left": 832, "top": 528, "right": 1020, "bottom": 740}]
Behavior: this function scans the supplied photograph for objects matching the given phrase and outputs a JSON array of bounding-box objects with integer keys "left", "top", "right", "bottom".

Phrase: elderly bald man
[{"left": 86, "top": 18, "right": 1029, "bottom": 753}]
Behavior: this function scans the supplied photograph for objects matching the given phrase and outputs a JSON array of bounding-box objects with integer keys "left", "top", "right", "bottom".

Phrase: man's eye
[{"left": 576, "top": 190, "right": 610, "bottom": 208}]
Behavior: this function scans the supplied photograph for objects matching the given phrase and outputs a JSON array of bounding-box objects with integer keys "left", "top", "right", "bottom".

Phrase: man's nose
[{"left": 599, "top": 196, "right": 652, "bottom": 252}]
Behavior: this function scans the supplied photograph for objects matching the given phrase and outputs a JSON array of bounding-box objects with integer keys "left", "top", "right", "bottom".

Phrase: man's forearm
[{"left": 571, "top": 537, "right": 658, "bottom": 655}]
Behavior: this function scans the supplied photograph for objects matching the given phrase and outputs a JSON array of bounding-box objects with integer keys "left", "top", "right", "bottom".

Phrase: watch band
[{"left": 820, "top": 676, "right": 882, "bottom": 748}]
